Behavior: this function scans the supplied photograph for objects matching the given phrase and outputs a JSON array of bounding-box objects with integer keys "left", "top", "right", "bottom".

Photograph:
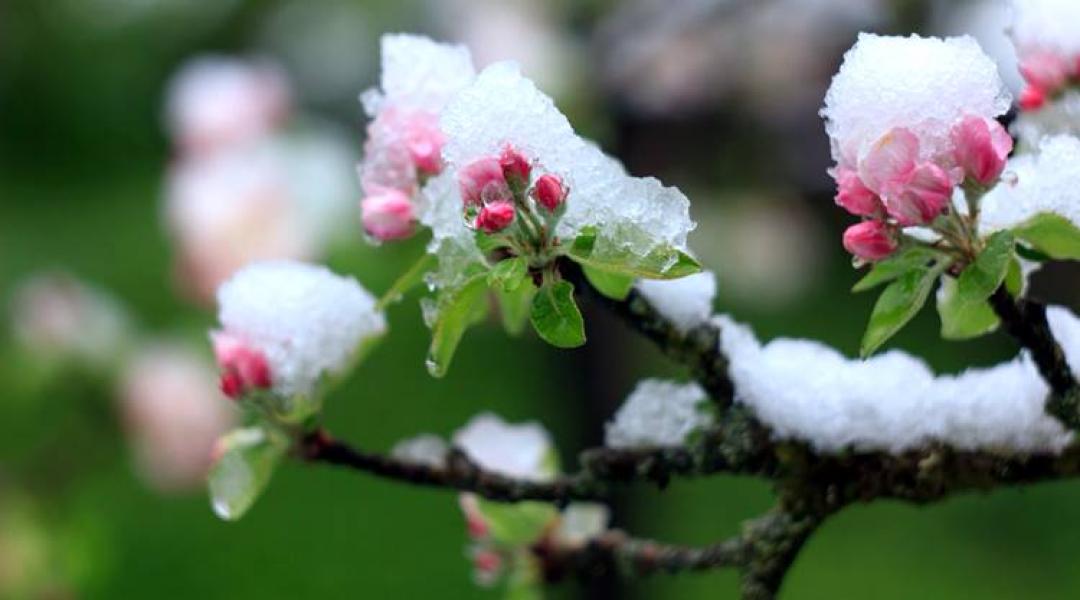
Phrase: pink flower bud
[
  {"left": 361, "top": 188, "right": 415, "bottom": 241},
  {"left": 1019, "top": 86, "right": 1048, "bottom": 111},
  {"left": 833, "top": 167, "right": 881, "bottom": 217},
  {"left": 458, "top": 157, "right": 511, "bottom": 207},
  {"left": 475, "top": 201, "right": 515, "bottom": 233},
  {"left": 532, "top": 174, "right": 567, "bottom": 212},
  {"left": 473, "top": 550, "right": 501, "bottom": 575},
  {"left": 471, "top": 549, "right": 503, "bottom": 587},
  {"left": 951, "top": 116, "right": 1013, "bottom": 186},
  {"left": 884, "top": 163, "right": 953, "bottom": 226},
  {"left": 211, "top": 331, "right": 271, "bottom": 399},
  {"left": 459, "top": 495, "right": 489, "bottom": 540},
  {"left": 403, "top": 113, "right": 446, "bottom": 175},
  {"left": 1019, "top": 50, "right": 1071, "bottom": 95},
  {"left": 499, "top": 146, "right": 531, "bottom": 186},
  {"left": 843, "top": 221, "right": 897, "bottom": 261},
  {"left": 858, "top": 128, "right": 919, "bottom": 196}
]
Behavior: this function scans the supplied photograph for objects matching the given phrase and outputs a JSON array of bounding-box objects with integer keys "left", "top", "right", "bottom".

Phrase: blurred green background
[{"left": 3, "top": 0, "right": 1080, "bottom": 598}]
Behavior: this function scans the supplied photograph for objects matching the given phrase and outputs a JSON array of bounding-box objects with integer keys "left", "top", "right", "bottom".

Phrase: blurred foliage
[{"left": 2, "top": 0, "right": 1080, "bottom": 599}]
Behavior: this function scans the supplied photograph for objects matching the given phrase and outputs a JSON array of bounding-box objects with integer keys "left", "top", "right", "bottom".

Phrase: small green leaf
[
  {"left": 487, "top": 256, "right": 528, "bottom": 292},
  {"left": 566, "top": 228, "right": 700, "bottom": 280},
  {"left": 475, "top": 498, "right": 558, "bottom": 546},
  {"left": 861, "top": 259, "right": 951, "bottom": 357},
  {"left": 496, "top": 279, "right": 537, "bottom": 336},
  {"left": 852, "top": 246, "right": 940, "bottom": 293},
  {"left": 427, "top": 275, "right": 490, "bottom": 377},
  {"left": 933, "top": 234, "right": 1012, "bottom": 340},
  {"left": 937, "top": 275, "right": 1000, "bottom": 340},
  {"left": 964, "top": 231, "right": 1015, "bottom": 296},
  {"left": 377, "top": 254, "right": 436, "bottom": 310},
  {"left": 582, "top": 264, "right": 634, "bottom": 300},
  {"left": 208, "top": 426, "right": 289, "bottom": 521},
  {"left": 1005, "top": 258, "right": 1023, "bottom": 297},
  {"left": 530, "top": 279, "right": 586, "bottom": 348},
  {"left": 1011, "top": 212, "right": 1080, "bottom": 260}
]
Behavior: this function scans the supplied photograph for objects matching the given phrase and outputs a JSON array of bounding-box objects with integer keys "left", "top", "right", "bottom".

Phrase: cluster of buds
[
  {"left": 359, "top": 108, "right": 448, "bottom": 241},
  {"left": 458, "top": 145, "right": 568, "bottom": 255},
  {"left": 1016, "top": 50, "right": 1080, "bottom": 111},
  {"left": 210, "top": 331, "right": 272, "bottom": 399},
  {"left": 458, "top": 495, "right": 509, "bottom": 586},
  {"left": 836, "top": 115, "right": 1012, "bottom": 262}
]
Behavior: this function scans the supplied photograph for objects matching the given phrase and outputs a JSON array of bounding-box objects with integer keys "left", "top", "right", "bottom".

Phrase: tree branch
[
  {"left": 299, "top": 262, "right": 1080, "bottom": 599},
  {"left": 989, "top": 286, "right": 1080, "bottom": 428},
  {"left": 562, "top": 260, "right": 735, "bottom": 406}
]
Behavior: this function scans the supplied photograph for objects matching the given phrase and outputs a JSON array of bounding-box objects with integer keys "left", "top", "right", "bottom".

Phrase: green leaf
[
  {"left": 496, "top": 279, "right": 537, "bottom": 336},
  {"left": 504, "top": 551, "right": 544, "bottom": 600},
  {"left": 207, "top": 426, "right": 289, "bottom": 521},
  {"left": 582, "top": 264, "right": 634, "bottom": 300},
  {"left": 934, "top": 232, "right": 1013, "bottom": 340},
  {"left": 426, "top": 275, "right": 490, "bottom": 377},
  {"left": 377, "top": 254, "right": 436, "bottom": 310},
  {"left": 852, "top": 246, "right": 940, "bottom": 293},
  {"left": 860, "top": 259, "right": 951, "bottom": 357},
  {"left": 936, "top": 275, "right": 1000, "bottom": 340},
  {"left": 530, "top": 279, "right": 586, "bottom": 348},
  {"left": 566, "top": 228, "right": 700, "bottom": 280},
  {"left": 1011, "top": 212, "right": 1080, "bottom": 260},
  {"left": 487, "top": 256, "right": 528, "bottom": 292},
  {"left": 964, "top": 231, "right": 1016, "bottom": 296},
  {"left": 475, "top": 498, "right": 558, "bottom": 546},
  {"left": 1005, "top": 258, "right": 1023, "bottom": 297}
]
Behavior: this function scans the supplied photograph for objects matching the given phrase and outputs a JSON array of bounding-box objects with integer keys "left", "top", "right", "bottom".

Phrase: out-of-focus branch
[
  {"left": 302, "top": 427, "right": 771, "bottom": 505},
  {"left": 989, "top": 286, "right": 1080, "bottom": 429},
  {"left": 535, "top": 507, "right": 821, "bottom": 600}
]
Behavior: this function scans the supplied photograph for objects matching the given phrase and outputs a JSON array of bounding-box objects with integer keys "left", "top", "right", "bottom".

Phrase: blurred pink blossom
[{"left": 119, "top": 343, "right": 235, "bottom": 493}]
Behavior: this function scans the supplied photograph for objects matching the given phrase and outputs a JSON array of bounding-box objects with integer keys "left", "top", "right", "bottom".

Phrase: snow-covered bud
[
  {"left": 475, "top": 201, "right": 515, "bottom": 233},
  {"left": 823, "top": 33, "right": 1010, "bottom": 185},
  {"left": 119, "top": 343, "right": 235, "bottom": 492},
  {"left": 833, "top": 167, "right": 881, "bottom": 217},
  {"left": 458, "top": 157, "right": 510, "bottom": 206},
  {"left": 885, "top": 163, "right": 953, "bottom": 226},
  {"left": 210, "top": 331, "right": 272, "bottom": 399},
  {"left": 214, "top": 261, "right": 386, "bottom": 399},
  {"left": 951, "top": 116, "right": 1013, "bottom": 186},
  {"left": 499, "top": 146, "right": 531, "bottom": 188},
  {"left": 857, "top": 128, "right": 919, "bottom": 196},
  {"left": 843, "top": 221, "right": 897, "bottom": 261},
  {"left": 361, "top": 188, "right": 415, "bottom": 241},
  {"left": 403, "top": 112, "right": 446, "bottom": 175},
  {"left": 453, "top": 413, "right": 555, "bottom": 481},
  {"left": 532, "top": 173, "right": 567, "bottom": 213}
]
